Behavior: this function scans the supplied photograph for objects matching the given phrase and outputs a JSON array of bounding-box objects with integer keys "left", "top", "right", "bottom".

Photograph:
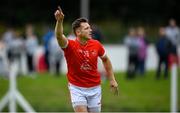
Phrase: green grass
[{"left": 0, "top": 71, "right": 179, "bottom": 112}]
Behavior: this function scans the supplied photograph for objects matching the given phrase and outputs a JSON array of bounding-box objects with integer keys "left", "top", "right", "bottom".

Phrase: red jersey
[{"left": 62, "top": 38, "right": 105, "bottom": 88}]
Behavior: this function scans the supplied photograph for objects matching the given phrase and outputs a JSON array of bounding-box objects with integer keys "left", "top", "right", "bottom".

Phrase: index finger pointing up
[{"left": 58, "top": 6, "right": 62, "bottom": 12}]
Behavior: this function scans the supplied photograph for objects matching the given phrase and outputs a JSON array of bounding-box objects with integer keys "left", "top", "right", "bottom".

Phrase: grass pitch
[{"left": 0, "top": 71, "right": 179, "bottom": 112}]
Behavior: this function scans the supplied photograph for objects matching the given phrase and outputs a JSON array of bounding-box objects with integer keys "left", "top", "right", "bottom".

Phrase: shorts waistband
[{"left": 68, "top": 83, "right": 100, "bottom": 90}]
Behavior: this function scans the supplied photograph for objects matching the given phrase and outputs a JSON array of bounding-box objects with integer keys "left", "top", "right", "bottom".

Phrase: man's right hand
[{"left": 54, "top": 6, "right": 64, "bottom": 22}]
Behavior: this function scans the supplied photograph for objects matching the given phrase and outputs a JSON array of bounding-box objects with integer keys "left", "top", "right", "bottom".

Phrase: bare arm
[
  {"left": 54, "top": 6, "right": 68, "bottom": 48},
  {"left": 101, "top": 54, "right": 119, "bottom": 95}
]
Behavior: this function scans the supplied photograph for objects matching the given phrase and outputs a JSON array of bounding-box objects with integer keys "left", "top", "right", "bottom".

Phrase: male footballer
[{"left": 54, "top": 6, "right": 118, "bottom": 113}]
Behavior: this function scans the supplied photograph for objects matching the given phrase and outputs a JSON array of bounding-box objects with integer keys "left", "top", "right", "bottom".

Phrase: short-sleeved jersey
[{"left": 62, "top": 38, "right": 105, "bottom": 88}]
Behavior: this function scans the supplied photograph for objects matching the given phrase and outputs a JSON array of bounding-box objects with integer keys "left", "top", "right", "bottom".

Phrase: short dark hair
[{"left": 72, "top": 17, "right": 88, "bottom": 36}]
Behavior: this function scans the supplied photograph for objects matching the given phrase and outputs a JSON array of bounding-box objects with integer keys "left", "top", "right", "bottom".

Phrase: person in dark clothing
[
  {"left": 91, "top": 24, "right": 105, "bottom": 42},
  {"left": 156, "top": 27, "right": 172, "bottom": 79}
]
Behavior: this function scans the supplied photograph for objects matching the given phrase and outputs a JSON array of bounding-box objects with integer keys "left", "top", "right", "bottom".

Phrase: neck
[{"left": 77, "top": 37, "right": 89, "bottom": 45}]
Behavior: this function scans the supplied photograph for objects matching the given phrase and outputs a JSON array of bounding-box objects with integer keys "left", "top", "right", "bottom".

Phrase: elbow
[{"left": 102, "top": 57, "right": 108, "bottom": 63}]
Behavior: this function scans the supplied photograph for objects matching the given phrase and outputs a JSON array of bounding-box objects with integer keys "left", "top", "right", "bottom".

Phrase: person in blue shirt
[{"left": 42, "top": 27, "right": 54, "bottom": 71}]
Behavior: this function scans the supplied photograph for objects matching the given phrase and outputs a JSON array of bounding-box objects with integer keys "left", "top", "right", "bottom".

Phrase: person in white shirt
[
  {"left": 165, "top": 18, "right": 180, "bottom": 55},
  {"left": 25, "top": 24, "right": 38, "bottom": 74}
]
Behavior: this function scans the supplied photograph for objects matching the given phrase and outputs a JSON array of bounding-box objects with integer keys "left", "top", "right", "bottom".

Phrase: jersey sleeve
[
  {"left": 98, "top": 42, "right": 106, "bottom": 58},
  {"left": 62, "top": 39, "right": 72, "bottom": 52}
]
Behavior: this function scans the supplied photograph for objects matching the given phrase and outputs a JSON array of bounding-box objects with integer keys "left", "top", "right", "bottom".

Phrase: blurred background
[
  {"left": 0, "top": 0, "right": 180, "bottom": 112},
  {"left": 0, "top": 0, "right": 180, "bottom": 43}
]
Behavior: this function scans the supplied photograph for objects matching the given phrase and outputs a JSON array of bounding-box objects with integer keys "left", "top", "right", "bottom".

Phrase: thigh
[
  {"left": 86, "top": 86, "right": 101, "bottom": 112},
  {"left": 68, "top": 84, "right": 87, "bottom": 108}
]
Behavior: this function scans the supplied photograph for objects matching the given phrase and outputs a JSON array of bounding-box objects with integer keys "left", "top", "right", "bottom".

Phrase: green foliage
[
  {"left": 0, "top": 20, "right": 161, "bottom": 44},
  {"left": 94, "top": 20, "right": 160, "bottom": 44},
  {"left": 0, "top": 71, "right": 179, "bottom": 112},
  {"left": 95, "top": 20, "right": 126, "bottom": 44}
]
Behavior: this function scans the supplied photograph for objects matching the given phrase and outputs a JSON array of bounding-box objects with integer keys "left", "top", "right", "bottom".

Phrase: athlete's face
[{"left": 77, "top": 22, "right": 92, "bottom": 40}]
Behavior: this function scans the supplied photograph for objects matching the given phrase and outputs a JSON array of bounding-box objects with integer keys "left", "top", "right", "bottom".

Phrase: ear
[{"left": 76, "top": 29, "right": 81, "bottom": 36}]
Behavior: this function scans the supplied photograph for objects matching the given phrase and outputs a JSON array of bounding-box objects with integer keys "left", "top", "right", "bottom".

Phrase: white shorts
[{"left": 68, "top": 83, "right": 101, "bottom": 111}]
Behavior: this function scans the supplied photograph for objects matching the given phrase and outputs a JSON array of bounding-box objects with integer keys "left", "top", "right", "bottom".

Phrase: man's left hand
[{"left": 110, "top": 80, "right": 119, "bottom": 96}]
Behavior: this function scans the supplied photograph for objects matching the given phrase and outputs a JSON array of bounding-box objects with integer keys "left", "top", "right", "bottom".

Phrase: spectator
[
  {"left": 42, "top": 26, "right": 54, "bottom": 71},
  {"left": 0, "top": 40, "right": 8, "bottom": 76},
  {"left": 137, "top": 26, "right": 149, "bottom": 76},
  {"left": 25, "top": 24, "right": 38, "bottom": 75},
  {"left": 48, "top": 34, "right": 63, "bottom": 76},
  {"left": 156, "top": 27, "right": 172, "bottom": 79},
  {"left": 165, "top": 18, "right": 180, "bottom": 65},
  {"left": 8, "top": 30, "right": 24, "bottom": 75},
  {"left": 2, "top": 27, "right": 15, "bottom": 63},
  {"left": 91, "top": 24, "right": 105, "bottom": 42},
  {"left": 124, "top": 27, "right": 139, "bottom": 79}
]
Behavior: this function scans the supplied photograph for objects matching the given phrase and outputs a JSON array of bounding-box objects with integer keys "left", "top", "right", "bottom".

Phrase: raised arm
[{"left": 54, "top": 6, "right": 68, "bottom": 48}]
